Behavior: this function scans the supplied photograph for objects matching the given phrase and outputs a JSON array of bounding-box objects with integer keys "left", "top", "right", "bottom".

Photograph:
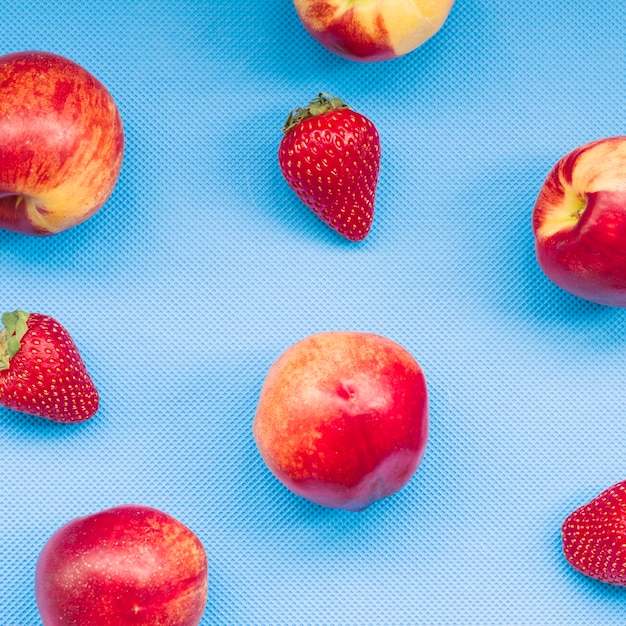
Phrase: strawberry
[
  {"left": 0, "top": 310, "right": 98, "bottom": 423},
  {"left": 562, "top": 479, "right": 626, "bottom": 585},
  {"left": 278, "top": 93, "right": 381, "bottom": 242}
]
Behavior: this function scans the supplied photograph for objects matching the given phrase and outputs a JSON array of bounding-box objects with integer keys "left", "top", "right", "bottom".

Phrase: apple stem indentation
[
  {"left": 282, "top": 93, "right": 349, "bottom": 134},
  {"left": 571, "top": 196, "right": 587, "bottom": 221},
  {"left": 0, "top": 310, "right": 30, "bottom": 370}
]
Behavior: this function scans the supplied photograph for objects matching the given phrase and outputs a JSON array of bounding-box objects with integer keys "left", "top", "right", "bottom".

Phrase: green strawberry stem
[
  {"left": 0, "top": 310, "right": 29, "bottom": 371},
  {"left": 282, "top": 93, "right": 349, "bottom": 134}
]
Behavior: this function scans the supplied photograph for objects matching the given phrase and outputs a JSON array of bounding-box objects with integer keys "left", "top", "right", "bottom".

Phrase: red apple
[
  {"left": 292, "top": 0, "right": 455, "bottom": 62},
  {"left": 532, "top": 136, "right": 626, "bottom": 307},
  {"left": 0, "top": 50, "right": 124, "bottom": 235},
  {"left": 252, "top": 331, "right": 429, "bottom": 511},
  {"left": 35, "top": 505, "right": 208, "bottom": 626}
]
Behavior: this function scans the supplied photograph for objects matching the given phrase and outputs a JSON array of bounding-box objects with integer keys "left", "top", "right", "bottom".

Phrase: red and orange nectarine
[
  {"left": 35, "top": 505, "right": 208, "bottom": 626},
  {"left": 253, "top": 331, "right": 429, "bottom": 511}
]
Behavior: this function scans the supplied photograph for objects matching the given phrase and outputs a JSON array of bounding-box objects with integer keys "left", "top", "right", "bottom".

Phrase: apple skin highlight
[
  {"left": 253, "top": 331, "right": 429, "bottom": 512},
  {"left": 0, "top": 50, "right": 124, "bottom": 235},
  {"left": 532, "top": 136, "right": 626, "bottom": 307}
]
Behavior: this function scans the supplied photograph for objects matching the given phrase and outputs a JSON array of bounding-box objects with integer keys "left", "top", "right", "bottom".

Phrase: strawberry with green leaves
[
  {"left": 562, "top": 479, "right": 626, "bottom": 585},
  {"left": 278, "top": 93, "right": 381, "bottom": 242},
  {"left": 0, "top": 310, "right": 99, "bottom": 423}
]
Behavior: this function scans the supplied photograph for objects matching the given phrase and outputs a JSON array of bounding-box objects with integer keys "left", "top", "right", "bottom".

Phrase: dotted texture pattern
[{"left": 1, "top": 1, "right": 626, "bottom": 624}]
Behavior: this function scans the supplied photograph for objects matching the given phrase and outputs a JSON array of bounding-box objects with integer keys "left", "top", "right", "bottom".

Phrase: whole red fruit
[
  {"left": 0, "top": 310, "right": 99, "bottom": 423},
  {"left": 0, "top": 50, "right": 124, "bottom": 235},
  {"left": 532, "top": 136, "right": 626, "bottom": 307},
  {"left": 35, "top": 505, "right": 208, "bottom": 625},
  {"left": 278, "top": 93, "right": 380, "bottom": 242},
  {"left": 252, "top": 331, "right": 429, "bottom": 511}
]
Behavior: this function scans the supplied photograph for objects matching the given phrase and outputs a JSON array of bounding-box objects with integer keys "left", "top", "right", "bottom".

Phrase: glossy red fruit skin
[
  {"left": 0, "top": 50, "right": 124, "bottom": 235},
  {"left": 532, "top": 136, "right": 626, "bottom": 307},
  {"left": 0, "top": 313, "right": 98, "bottom": 422},
  {"left": 35, "top": 505, "right": 209, "bottom": 626},
  {"left": 278, "top": 106, "right": 380, "bottom": 242},
  {"left": 252, "top": 331, "right": 428, "bottom": 511},
  {"left": 562, "top": 480, "right": 626, "bottom": 585}
]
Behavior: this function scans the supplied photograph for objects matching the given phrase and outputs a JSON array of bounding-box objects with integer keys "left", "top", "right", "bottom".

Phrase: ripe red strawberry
[
  {"left": 278, "top": 93, "right": 381, "bottom": 242},
  {"left": 0, "top": 310, "right": 98, "bottom": 423},
  {"left": 562, "top": 479, "right": 626, "bottom": 585}
]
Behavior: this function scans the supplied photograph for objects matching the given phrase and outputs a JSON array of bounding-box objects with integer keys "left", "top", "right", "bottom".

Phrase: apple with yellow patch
[
  {"left": 532, "top": 137, "right": 626, "bottom": 307},
  {"left": 0, "top": 50, "right": 124, "bottom": 235},
  {"left": 253, "top": 331, "right": 429, "bottom": 511},
  {"left": 292, "top": 0, "right": 455, "bottom": 62}
]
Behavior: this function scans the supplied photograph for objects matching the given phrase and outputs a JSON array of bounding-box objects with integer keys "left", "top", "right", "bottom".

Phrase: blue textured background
[{"left": 2, "top": 1, "right": 626, "bottom": 624}]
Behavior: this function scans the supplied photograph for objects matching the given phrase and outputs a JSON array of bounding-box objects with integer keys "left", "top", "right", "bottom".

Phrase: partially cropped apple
[
  {"left": 35, "top": 505, "right": 208, "bottom": 626},
  {"left": 292, "top": 0, "right": 455, "bottom": 62},
  {"left": 532, "top": 136, "right": 626, "bottom": 307},
  {"left": 0, "top": 50, "right": 124, "bottom": 235},
  {"left": 253, "top": 331, "right": 429, "bottom": 511}
]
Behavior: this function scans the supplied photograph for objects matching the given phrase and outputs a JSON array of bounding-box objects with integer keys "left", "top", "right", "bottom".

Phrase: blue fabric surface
[{"left": 2, "top": 1, "right": 626, "bottom": 624}]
